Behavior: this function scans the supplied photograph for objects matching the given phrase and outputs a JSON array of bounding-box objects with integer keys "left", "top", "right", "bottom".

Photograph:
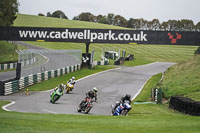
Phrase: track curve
[{"left": 1, "top": 62, "right": 175, "bottom": 115}]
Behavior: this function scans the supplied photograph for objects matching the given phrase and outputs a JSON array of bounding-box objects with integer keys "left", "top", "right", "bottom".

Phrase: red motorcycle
[{"left": 77, "top": 97, "right": 94, "bottom": 114}]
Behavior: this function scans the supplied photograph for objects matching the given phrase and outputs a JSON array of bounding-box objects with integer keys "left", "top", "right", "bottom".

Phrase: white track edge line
[
  {"left": 76, "top": 67, "right": 121, "bottom": 82},
  {"left": 2, "top": 101, "right": 16, "bottom": 112},
  {"left": 43, "top": 109, "right": 57, "bottom": 114},
  {"left": 131, "top": 76, "right": 152, "bottom": 101},
  {"left": 43, "top": 67, "right": 121, "bottom": 92}
]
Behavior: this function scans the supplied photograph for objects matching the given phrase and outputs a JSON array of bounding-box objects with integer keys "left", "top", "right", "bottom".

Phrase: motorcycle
[
  {"left": 50, "top": 88, "right": 64, "bottom": 103},
  {"left": 111, "top": 101, "right": 132, "bottom": 116},
  {"left": 66, "top": 83, "right": 74, "bottom": 94},
  {"left": 77, "top": 97, "right": 94, "bottom": 114}
]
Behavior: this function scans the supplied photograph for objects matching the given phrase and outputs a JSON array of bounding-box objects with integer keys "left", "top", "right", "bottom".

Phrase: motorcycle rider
[
  {"left": 80, "top": 87, "right": 98, "bottom": 106},
  {"left": 121, "top": 94, "right": 131, "bottom": 105},
  {"left": 67, "top": 77, "right": 76, "bottom": 85},
  {"left": 51, "top": 83, "right": 64, "bottom": 96},
  {"left": 86, "top": 87, "right": 98, "bottom": 102},
  {"left": 113, "top": 94, "right": 132, "bottom": 112}
]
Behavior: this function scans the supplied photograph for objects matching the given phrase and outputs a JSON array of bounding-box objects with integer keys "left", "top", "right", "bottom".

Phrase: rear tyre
[
  {"left": 66, "top": 88, "right": 70, "bottom": 94},
  {"left": 121, "top": 109, "right": 125, "bottom": 116}
]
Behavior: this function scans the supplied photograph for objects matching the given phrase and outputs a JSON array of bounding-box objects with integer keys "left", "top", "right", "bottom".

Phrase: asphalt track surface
[{"left": 1, "top": 62, "right": 175, "bottom": 115}]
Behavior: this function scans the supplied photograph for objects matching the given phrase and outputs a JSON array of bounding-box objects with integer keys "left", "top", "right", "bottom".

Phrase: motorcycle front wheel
[
  {"left": 77, "top": 106, "right": 82, "bottom": 112},
  {"left": 51, "top": 95, "right": 59, "bottom": 104},
  {"left": 121, "top": 109, "right": 128, "bottom": 116}
]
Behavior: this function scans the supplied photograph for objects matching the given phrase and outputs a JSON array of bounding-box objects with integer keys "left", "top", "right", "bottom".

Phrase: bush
[{"left": 195, "top": 46, "right": 200, "bottom": 55}]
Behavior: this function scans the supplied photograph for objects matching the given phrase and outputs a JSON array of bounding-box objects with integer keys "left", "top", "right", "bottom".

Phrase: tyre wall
[{"left": 169, "top": 96, "right": 200, "bottom": 116}]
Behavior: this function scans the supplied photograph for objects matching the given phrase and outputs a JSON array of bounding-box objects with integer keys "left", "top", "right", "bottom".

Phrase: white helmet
[
  {"left": 93, "top": 87, "right": 98, "bottom": 92},
  {"left": 72, "top": 77, "right": 75, "bottom": 80}
]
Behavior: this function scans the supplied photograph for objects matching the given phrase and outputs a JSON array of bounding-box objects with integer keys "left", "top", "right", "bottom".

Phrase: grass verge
[
  {"left": 0, "top": 69, "right": 16, "bottom": 73},
  {"left": 160, "top": 55, "right": 200, "bottom": 101},
  {"left": 0, "top": 41, "right": 18, "bottom": 64},
  {"left": 134, "top": 73, "right": 162, "bottom": 102},
  {"left": 1, "top": 103, "right": 200, "bottom": 133},
  {"left": 0, "top": 41, "right": 26, "bottom": 64}
]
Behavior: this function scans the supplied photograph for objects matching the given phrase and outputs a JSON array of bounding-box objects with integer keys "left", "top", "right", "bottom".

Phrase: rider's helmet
[
  {"left": 59, "top": 83, "right": 64, "bottom": 89},
  {"left": 93, "top": 87, "right": 98, "bottom": 93},
  {"left": 125, "top": 94, "right": 131, "bottom": 99},
  {"left": 72, "top": 77, "right": 75, "bottom": 80},
  {"left": 58, "top": 83, "right": 64, "bottom": 93},
  {"left": 115, "top": 101, "right": 120, "bottom": 104}
]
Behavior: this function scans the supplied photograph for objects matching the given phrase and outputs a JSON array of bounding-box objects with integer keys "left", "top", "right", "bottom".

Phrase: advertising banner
[{"left": 0, "top": 27, "right": 199, "bottom": 45}]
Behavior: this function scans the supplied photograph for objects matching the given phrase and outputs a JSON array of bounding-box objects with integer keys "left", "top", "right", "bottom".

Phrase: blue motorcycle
[{"left": 111, "top": 102, "right": 132, "bottom": 116}]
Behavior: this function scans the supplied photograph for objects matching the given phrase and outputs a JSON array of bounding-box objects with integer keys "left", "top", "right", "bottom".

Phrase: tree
[
  {"left": 161, "top": 20, "right": 178, "bottom": 31},
  {"left": 0, "top": 0, "right": 19, "bottom": 26},
  {"left": 96, "top": 15, "right": 109, "bottom": 24},
  {"left": 177, "top": 20, "right": 184, "bottom": 31},
  {"left": 46, "top": 12, "right": 51, "bottom": 17},
  {"left": 195, "top": 22, "right": 200, "bottom": 31},
  {"left": 72, "top": 16, "right": 79, "bottom": 20},
  {"left": 137, "top": 18, "right": 146, "bottom": 30},
  {"left": 107, "top": 13, "right": 115, "bottom": 25},
  {"left": 78, "top": 12, "right": 95, "bottom": 22},
  {"left": 195, "top": 46, "right": 200, "bottom": 55},
  {"left": 127, "top": 18, "right": 140, "bottom": 29},
  {"left": 150, "top": 19, "right": 160, "bottom": 30},
  {"left": 161, "top": 21, "right": 170, "bottom": 31},
  {"left": 180, "top": 19, "right": 194, "bottom": 31},
  {"left": 113, "top": 15, "right": 127, "bottom": 27},
  {"left": 38, "top": 13, "right": 45, "bottom": 16},
  {"left": 51, "top": 10, "right": 68, "bottom": 19}
]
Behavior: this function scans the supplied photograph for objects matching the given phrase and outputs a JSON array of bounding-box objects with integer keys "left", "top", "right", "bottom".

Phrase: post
[
  {"left": 85, "top": 42, "right": 90, "bottom": 54},
  {"left": 81, "top": 43, "right": 91, "bottom": 68},
  {"left": 0, "top": 81, "right": 5, "bottom": 96},
  {"left": 16, "top": 63, "right": 21, "bottom": 80}
]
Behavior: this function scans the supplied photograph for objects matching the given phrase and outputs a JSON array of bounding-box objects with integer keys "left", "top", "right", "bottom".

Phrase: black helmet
[
  {"left": 59, "top": 83, "right": 64, "bottom": 89},
  {"left": 125, "top": 94, "right": 131, "bottom": 99}
]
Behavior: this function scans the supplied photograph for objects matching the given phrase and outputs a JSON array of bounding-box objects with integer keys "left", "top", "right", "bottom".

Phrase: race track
[{"left": 1, "top": 62, "right": 175, "bottom": 115}]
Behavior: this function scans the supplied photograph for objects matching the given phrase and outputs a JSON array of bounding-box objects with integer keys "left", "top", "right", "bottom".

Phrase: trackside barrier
[
  {"left": 93, "top": 60, "right": 109, "bottom": 66},
  {"left": 0, "top": 63, "right": 17, "bottom": 71},
  {"left": 169, "top": 96, "right": 200, "bottom": 116},
  {"left": 3, "top": 64, "right": 81, "bottom": 95},
  {"left": 152, "top": 88, "right": 162, "bottom": 104},
  {"left": 125, "top": 54, "right": 134, "bottom": 61},
  {"left": 90, "top": 59, "right": 109, "bottom": 69},
  {"left": 114, "top": 57, "right": 124, "bottom": 65},
  {"left": 105, "top": 51, "right": 119, "bottom": 60},
  {"left": 0, "top": 57, "right": 36, "bottom": 71}
]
